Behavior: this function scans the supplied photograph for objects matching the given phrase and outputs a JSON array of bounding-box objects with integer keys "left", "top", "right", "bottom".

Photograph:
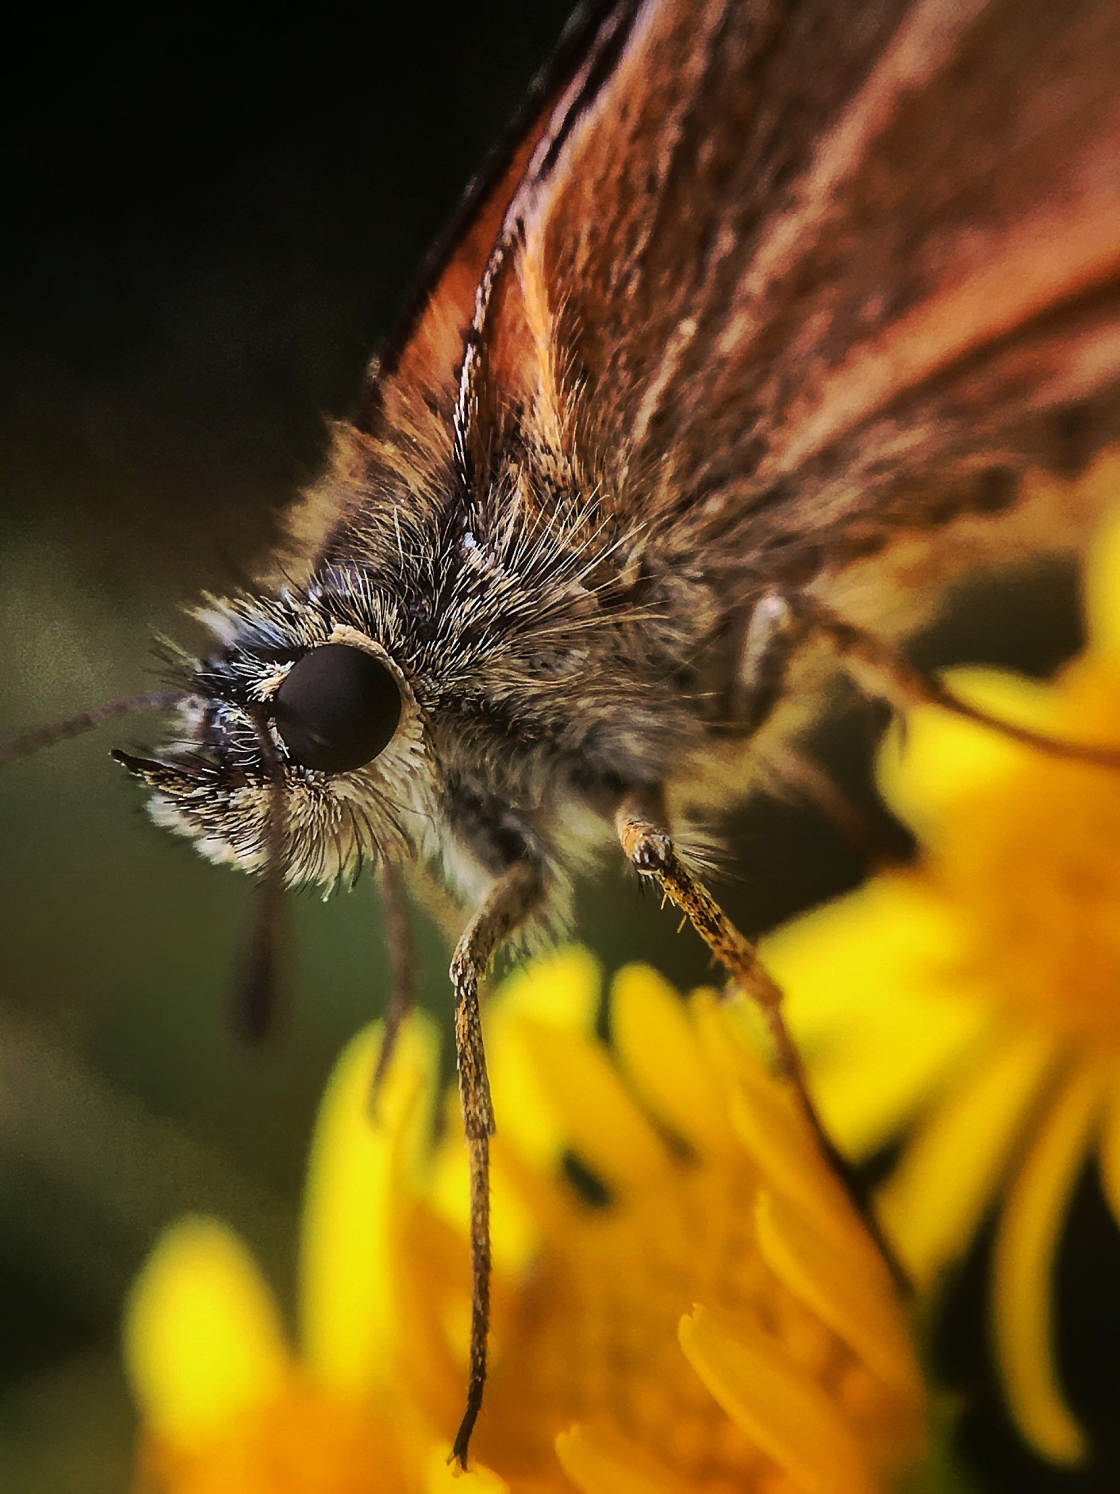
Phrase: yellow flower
[
  {"left": 125, "top": 949, "right": 925, "bottom": 1493},
  {"left": 765, "top": 481, "right": 1120, "bottom": 1467},
  {"left": 124, "top": 1017, "right": 473, "bottom": 1494}
]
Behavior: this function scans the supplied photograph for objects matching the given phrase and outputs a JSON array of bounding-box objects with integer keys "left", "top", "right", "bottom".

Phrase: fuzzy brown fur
[{"left": 122, "top": 0, "right": 1120, "bottom": 926}]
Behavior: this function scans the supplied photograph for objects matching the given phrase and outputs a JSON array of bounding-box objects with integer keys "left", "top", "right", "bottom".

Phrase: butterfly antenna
[
  {"left": 236, "top": 712, "right": 289, "bottom": 1043},
  {"left": 0, "top": 691, "right": 188, "bottom": 768}
]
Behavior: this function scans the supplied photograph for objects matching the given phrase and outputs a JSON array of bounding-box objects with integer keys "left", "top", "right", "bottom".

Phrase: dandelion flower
[
  {"left": 124, "top": 1017, "right": 472, "bottom": 1494},
  {"left": 125, "top": 948, "right": 925, "bottom": 1492},
  {"left": 765, "top": 480, "right": 1120, "bottom": 1465}
]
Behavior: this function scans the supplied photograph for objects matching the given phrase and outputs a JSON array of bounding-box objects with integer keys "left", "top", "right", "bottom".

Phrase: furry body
[{"left": 125, "top": 0, "right": 1120, "bottom": 921}]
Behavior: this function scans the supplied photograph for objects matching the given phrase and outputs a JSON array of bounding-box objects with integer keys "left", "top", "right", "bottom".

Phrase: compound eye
[{"left": 273, "top": 644, "right": 402, "bottom": 773}]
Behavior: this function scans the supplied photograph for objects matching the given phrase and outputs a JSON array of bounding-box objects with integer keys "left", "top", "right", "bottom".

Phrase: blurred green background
[{"left": 0, "top": 6, "right": 1114, "bottom": 1491}]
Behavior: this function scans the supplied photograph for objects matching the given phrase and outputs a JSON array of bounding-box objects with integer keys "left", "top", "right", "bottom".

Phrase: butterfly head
[{"left": 114, "top": 576, "right": 432, "bottom": 887}]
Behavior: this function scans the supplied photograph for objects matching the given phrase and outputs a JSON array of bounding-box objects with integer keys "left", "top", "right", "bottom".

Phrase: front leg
[
  {"left": 448, "top": 858, "right": 543, "bottom": 1468},
  {"left": 615, "top": 787, "right": 901, "bottom": 1280},
  {"left": 745, "top": 587, "right": 1120, "bottom": 767},
  {"left": 616, "top": 787, "right": 811, "bottom": 1109}
]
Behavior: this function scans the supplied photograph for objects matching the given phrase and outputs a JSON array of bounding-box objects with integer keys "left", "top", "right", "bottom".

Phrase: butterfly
[{"left": 7, "top": 0, "right": 1120, "bottom": 1465}]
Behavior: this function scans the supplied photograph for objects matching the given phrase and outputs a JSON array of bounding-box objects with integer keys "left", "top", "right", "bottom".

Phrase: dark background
[{"left": 0, "top": 5, "right": 1112, "bottom": 1490}]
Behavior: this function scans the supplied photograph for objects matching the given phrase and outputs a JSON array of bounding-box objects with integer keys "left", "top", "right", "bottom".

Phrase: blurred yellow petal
[
  {"left": 427, "top": 1122, "right": 540, "bottom": 1275},
  {"left": 878, "top": 1027, "right": 1057, "bottom": 1287},
  {"left": 878, "top": 670, "right": 1057, "bottom": 842},
  {"left": 300, "top": 1015, "right": 439, "bottom": 1396},
  {"left": 556, "top": 1423, "right": 695, "bottom": 1494},
  {"left": 1077, "top": 455, "right": 1120, "bottom": 657},
  {"left": 703, "top": 1005, "right": 853, "bottom": 1244},
  {"left": 755, "top": 1191, "right": 918, "bottom": 1399},
  {"left": 993, "top": 1063, "right": 1111, "bottom": 1465},
  {"left": 422, "top": 1445, "right": 508, "bottom": 1493},
  {"left": 480, "top": 947, "right": 603, "bottom": 1176},
  {"left": 494, "top": 945, "right": 602, "bottom": 1030},
  {"left": 514, "top": 1018, "right": 671, "bottom": 1190},
  {"left": 768, "top": 878, "right": 989, "bottom": 1156},
  {"left": 679, "top": 1307, "right": 877, "bottom": 1494},
  {"left": 610, "top": 964, "right": 730, "bottom": 1154},
  {"left": 124, "top": 1216, "right": 289, "bottom": 1444}
]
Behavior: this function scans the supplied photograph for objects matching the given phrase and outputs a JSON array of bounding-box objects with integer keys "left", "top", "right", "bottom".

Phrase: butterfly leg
[
  {"left": 769, "top": 590, "right": 1120, "bottom": 768},
  {"left": 368, "top": 864, "right": 416, "bottom": 1116},
  {"left": 616, "top": 788, "right": 836, "bottom": 1154},
  {"left": 448, "top": 858, "right": 542, "bottom": 1468},
  {"left": 735, "top": 595, "right": 908, "bottom": 864},
  {"left": 615, "top": 787, "right": 903, "bottom": 1281},
  {"left": 760, "top": 745, "right": 909, "bottom": 869},
  {"left": 731, "top": 589, "right": 801, "bottom": 733}
]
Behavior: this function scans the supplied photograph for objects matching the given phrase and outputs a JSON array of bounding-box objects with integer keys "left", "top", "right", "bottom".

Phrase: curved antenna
[
  {"left": 235, "top": 711, "right": 289, "bottom": 1043},
  {"left": 0, "top": 691, "right": 188, "bottom": 768}
]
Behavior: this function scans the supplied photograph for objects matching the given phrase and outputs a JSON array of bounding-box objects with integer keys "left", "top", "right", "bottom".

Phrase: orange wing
[
  {"left": 291, "top": 1, "right": 644, "bottom": 574},
  {"left": 464, "top": 0, "right": 1120, "bottom": 597}
]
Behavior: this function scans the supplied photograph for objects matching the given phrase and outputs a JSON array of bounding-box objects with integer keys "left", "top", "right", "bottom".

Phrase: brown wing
[{"left": 466, "top": 0, "right": 1120, "bottom": 598}]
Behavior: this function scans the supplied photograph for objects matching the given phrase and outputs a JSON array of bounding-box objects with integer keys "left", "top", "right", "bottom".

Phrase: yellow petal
[
  {"left": 702, "top": 999, "right": 852, "bottom": 1243},
  {"left": 877, "top": 669, "right": 1056, "bottom": 843},
  {"left": 992, "top": 1062, "right": 1110, "bottom": 1464},
  {"left": 427, "top": 1123, "right": 541, "bottom": 1276},
  {"left": 767, "top": 877, "right": 989, "bottom": 1156},
  {"left": 480, "top": 947, "right": 603, "bottom": 1174},
  {"left": 679, "top": 1306, "right": 878, "bottom": 1494},
  {"left": 492, "top": 945, "right": 602, "bottom": 1030},
  {"left": 1077, "top": 460, "right": 1120, "bottom": 657},
  {"left": 755, "top": 1191, "right": 919, "bottom": 1400},
  {"left": 124, "top": 1216, "right": 289, "bottom": 1443},
  {"left": 555, "top": 1422, "right": 695, "bottom": 1494},
  {"left": 610, "top": 964, "right": 730, "bottom": 1154},
  {"left": 422, "top": 1443, "right": 508, "bottom": 1493},
  {"left": 878, "top": 1026, "right": 1056, "bottom": 1287},
  {"left": 299, "top": 1014, "right": 439, "bottom": 1396},
  {"left": 514, "top": 1018, "right": 672, "bottom": 1191}
]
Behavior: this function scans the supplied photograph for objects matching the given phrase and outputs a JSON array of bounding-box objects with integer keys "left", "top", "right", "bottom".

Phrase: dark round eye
[{"left": 273, "top": 643, "right": 402, "bottom": 773}]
